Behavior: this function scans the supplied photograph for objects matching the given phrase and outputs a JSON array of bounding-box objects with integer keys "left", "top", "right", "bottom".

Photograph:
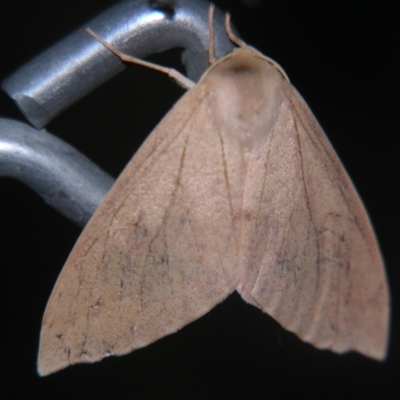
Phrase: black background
[{"left": 0, "top": 0, "right": 398, "bottom": 399}]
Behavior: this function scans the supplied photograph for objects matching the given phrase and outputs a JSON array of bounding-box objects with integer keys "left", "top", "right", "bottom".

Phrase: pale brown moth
[{"left": 38, "top": 6, "right": 389, "bottom": 376}]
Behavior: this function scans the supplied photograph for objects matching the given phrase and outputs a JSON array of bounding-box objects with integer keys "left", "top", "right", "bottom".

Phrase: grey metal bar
[
  {"left": 0, "top": 118, "right": 114, "bottom": 227},
  {"left": 2, "top": 0, "right": 234, "bottom": 129}
]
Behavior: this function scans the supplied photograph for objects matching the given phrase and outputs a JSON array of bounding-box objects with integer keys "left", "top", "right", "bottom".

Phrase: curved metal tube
[
  {"left": 0, "top": 118, "right": 114, "bottom": 227},
  {"left": 2, "top": 0, "right": 235, "bottom": 129}
]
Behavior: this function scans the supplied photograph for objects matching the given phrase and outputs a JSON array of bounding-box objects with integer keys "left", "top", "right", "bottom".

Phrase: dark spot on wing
[{"left": 235, "top": 210, "right": 253, "bottom": 222}]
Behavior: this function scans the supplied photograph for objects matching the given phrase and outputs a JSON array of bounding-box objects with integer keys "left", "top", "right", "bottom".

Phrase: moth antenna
[
  {"left": 86, "top": 28, "right": 195, "bottom": 90},
  {"left": 208, "top": 5, "right": 216, "bottom": 64},
  {"left": 225, "top": 14, "right": 246, "bottom": 48},
  {"left": 224, "top": 14, "right": 290, "bottom": 82}
]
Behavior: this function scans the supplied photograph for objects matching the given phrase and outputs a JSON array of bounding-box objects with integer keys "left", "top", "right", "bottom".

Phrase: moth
[{"left": 38, "top": 7, "right": 389, "bottom": 376}]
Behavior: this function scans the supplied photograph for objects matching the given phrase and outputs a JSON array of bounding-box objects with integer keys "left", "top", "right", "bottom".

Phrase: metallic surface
[
  {"left": 0, "top": 118, "right": 114, "bottom": 227},
  {"left": 2, "top": 0, "right": 234, "bottom": 129}
]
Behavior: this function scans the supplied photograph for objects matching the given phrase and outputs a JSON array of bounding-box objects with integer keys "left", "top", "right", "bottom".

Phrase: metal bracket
[{"left": 2, "top": 0, "right": 234, "bottom": 129}]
